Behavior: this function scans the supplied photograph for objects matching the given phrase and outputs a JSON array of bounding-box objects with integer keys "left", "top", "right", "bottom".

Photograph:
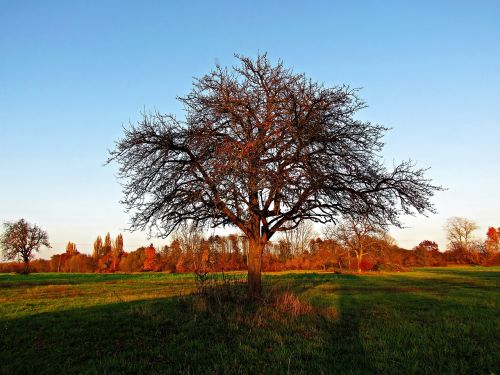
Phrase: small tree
[
  {"left": 413, "top": 240, "right": 440, "bottom": 266},
  {"left": 333, "top": 216, "right": 383, "bottom": 272},
  {"left": 485, "top": 227, "right": 500, "bottom": 254},
  {"left": 109, "top": 53, "right": 441, "bottom": 297},
  {"left": 1, "top": 219, "right": 51, "bottom": 273},
  {"left": 445, "top": 217, "right": 478, "bottom": 252}
]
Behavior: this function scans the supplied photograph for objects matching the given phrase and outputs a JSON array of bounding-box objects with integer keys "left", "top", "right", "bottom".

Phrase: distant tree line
[{"left": 1, "top": 217, "right": 499, "bottom": 274}]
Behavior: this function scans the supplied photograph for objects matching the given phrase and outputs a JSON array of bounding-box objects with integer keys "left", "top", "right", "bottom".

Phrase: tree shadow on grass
[
  {"left": 6, "top": 270, "right": 498, "bottom": 374},
  {"left": 266, "top": 271, "right": 500, "bottom": 374},
  {"left": 0, "top": 272, "right": 194, "bottom": 288},
  {"left": 5, "top": 269, "right": 499, "bottom": 374},
  {"left": 420, "top": 267, "right": 500, "bottom": 282},
  {"left": 0, "top": 277, "right": 374, "bottom": 375}
]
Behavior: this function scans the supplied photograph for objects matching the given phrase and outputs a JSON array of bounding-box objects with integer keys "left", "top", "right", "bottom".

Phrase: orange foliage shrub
[
  {"left": 0, "top": 262, "right": 25, "bottom": 273},
  {"left": 175, "top": 253, "right": 194, "bottom": 273},
  {"left": 66, "top": 254, "right": 95, "bottom": 273},
  {"left": 97, "top": 254, "right": 113, "bottom": 272},
  {"left": 143, "top": 245, "right": 159, "bottom": 271},
  {"left": 262, "top": 253, "right": 285, "bottom": 272},
  {"left": 3, "top": 227, "right": 500, "bottom": 274},
  {"left": 119, "top": 248, "right": 146, "bottom": 272},
  {"left": 30, "top": 259, "right": 51, "bottom": 272},
  {"left": 482, "top": 252, "right": 500, "bottom": 266},
  {"left": 360, "top": 257, "right": 375, "bottom": 272}
]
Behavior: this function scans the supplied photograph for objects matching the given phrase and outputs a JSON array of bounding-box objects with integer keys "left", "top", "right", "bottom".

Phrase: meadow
[{"left": 0, "top": 267, "right": 499, "bottom": 374}]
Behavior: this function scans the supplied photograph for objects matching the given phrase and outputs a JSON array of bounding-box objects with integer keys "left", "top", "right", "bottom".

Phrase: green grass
[{"left": 1, "top": 267, "right": 499, "bottom": 374}]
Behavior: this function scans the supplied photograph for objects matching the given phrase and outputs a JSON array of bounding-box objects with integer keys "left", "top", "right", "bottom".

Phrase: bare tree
[
  {"left": 333, "top": 216, "right": 384, "bottom": 272},
  {"left": 1, "top": 219, "right": 51, "bottom": 273},
  {"left": 321, "top": 224, "right": 346, "bottom": 270},
  {"left": 445, "top": 217, "right": 479, "bottom": 252},
  {"left": 282, "top": 221, "right": 315, "bottom": 256},
  {"left": 109, "top": 53, "right": 441, "bottom": 298},
  {"left": 174, "top": 222, "right": 204, "bottom": 255}
]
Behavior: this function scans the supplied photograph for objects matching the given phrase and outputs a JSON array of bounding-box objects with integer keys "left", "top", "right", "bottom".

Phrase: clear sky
[{"left": 1, "top": 1, "right": 499, "bottom": 258}]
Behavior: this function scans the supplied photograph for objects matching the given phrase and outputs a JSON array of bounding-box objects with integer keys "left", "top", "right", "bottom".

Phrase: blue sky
[{"left": 1, "top": 1, "right": 499, "bottom": 257}]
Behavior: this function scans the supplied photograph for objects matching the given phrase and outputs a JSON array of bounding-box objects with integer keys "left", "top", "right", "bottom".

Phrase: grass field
[{"left": 0, "top": 267, "right": 499, "bottom": 374}]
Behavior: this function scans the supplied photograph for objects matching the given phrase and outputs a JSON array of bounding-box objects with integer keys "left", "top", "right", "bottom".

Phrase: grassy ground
[{"left": 0, "top": 267, "right": 498, "bottom": 374}]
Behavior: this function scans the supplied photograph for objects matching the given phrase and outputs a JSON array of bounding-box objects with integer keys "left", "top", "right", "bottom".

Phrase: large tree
[
  {"left": 109, "top": 53, "right": 441, "bottom": 297},
  {"left": 1, "top": 218, "right": 51, "bottom": 273}
]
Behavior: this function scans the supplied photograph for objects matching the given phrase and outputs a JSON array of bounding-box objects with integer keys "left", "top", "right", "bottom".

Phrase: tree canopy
[{"left": 109, "top": 53, "right": 441, "bottom": 296}]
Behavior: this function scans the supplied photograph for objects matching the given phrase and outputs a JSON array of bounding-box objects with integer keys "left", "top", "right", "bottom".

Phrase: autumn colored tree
[
  {"left": 159, "top": 240, "right": 182, "bottom": 272},
  {"left": 172, "top": 223, "right": 203, "bottom": 272},
  {"left": 414, "top": 240, "right": 439, "bottom": 252},
  {"left": 309, "top": 238, "right": 343, "bottom": 270},
  {"left": 333, "top": 217, "right": 383, "bottom": 272},
  {"left": 30, "top": 259, "right": 51, "bottom": 272},
  {"left": 275, "top": 238, "right": 293, "bottom": 261},
  {"left": 175, "top": 251, "right": 195, "bottom": 273},
  {"left": 485, "top": 227, "right": 500, "bottom": 253},
  {"left": 109, "top": 53, "right": 441, "bottom": 297},
  {"left": 97, "top": 254, "right": 113, "bottom": 272},
  {"left": 66, "top": 254, "right": 94, "bottom": 273},
  {"left": 413, "top": 240, "right": 440, "bottom": 266},
  {"left": 91, "top": 232, "right": 115, "bottom": 271},
  {"left": 50, "top": 254, "right": 64, "bottom": 272},
  {"left": 261, "top": 247, "right": 285, "bottom": 272},
  {"left": 226, "top": 234, "right": 245, "bottom": 270},
  {"left": 119, "top": 247, "right": 146, "bottom": 272},
  {"left": 0, "top": 219, "right": 51, "bottom": 273},
  {"left": 93, "top": 235, "right": 103, "bottom": 260},
  {"left": 65, "top": 241, "right": 78, "bottom": 256},
  {"left": 111, "top": 234, "right": 124, "bottom": 271},
  {"left": 143, "top": 244, "right": 159, "bottom": 271},
  {"left": 197, "top": 240, "right": 212, "bottom": 272},
  {"left": 103, "top": 232, "right": 112, "bottom": 256}
]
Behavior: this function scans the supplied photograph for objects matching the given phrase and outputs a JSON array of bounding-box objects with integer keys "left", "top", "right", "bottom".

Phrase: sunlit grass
[{"left": 1, "top": 267, "right": 499, "bottom": 374}]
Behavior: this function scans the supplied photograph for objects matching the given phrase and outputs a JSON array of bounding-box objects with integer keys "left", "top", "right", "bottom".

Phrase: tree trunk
[
  {"left": 22, "top": 255, "right": 30, "bottom": 274},
  {"left": 356, "top": 251, "right": 363, "bottom": 273},
  {"left": 247, "top": 239, "right": 263, "bottom": 299}
]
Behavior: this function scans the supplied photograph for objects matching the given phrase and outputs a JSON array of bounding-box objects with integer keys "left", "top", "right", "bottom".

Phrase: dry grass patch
[
  {"left": 25, "top": 285, "right": 83, "bottom": 299},
  {"left": 273, "top": 291, "right": 312, "bottom": 317},
  {"left": 320, "top": 306, "right": 340, "bottom": 320}
]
